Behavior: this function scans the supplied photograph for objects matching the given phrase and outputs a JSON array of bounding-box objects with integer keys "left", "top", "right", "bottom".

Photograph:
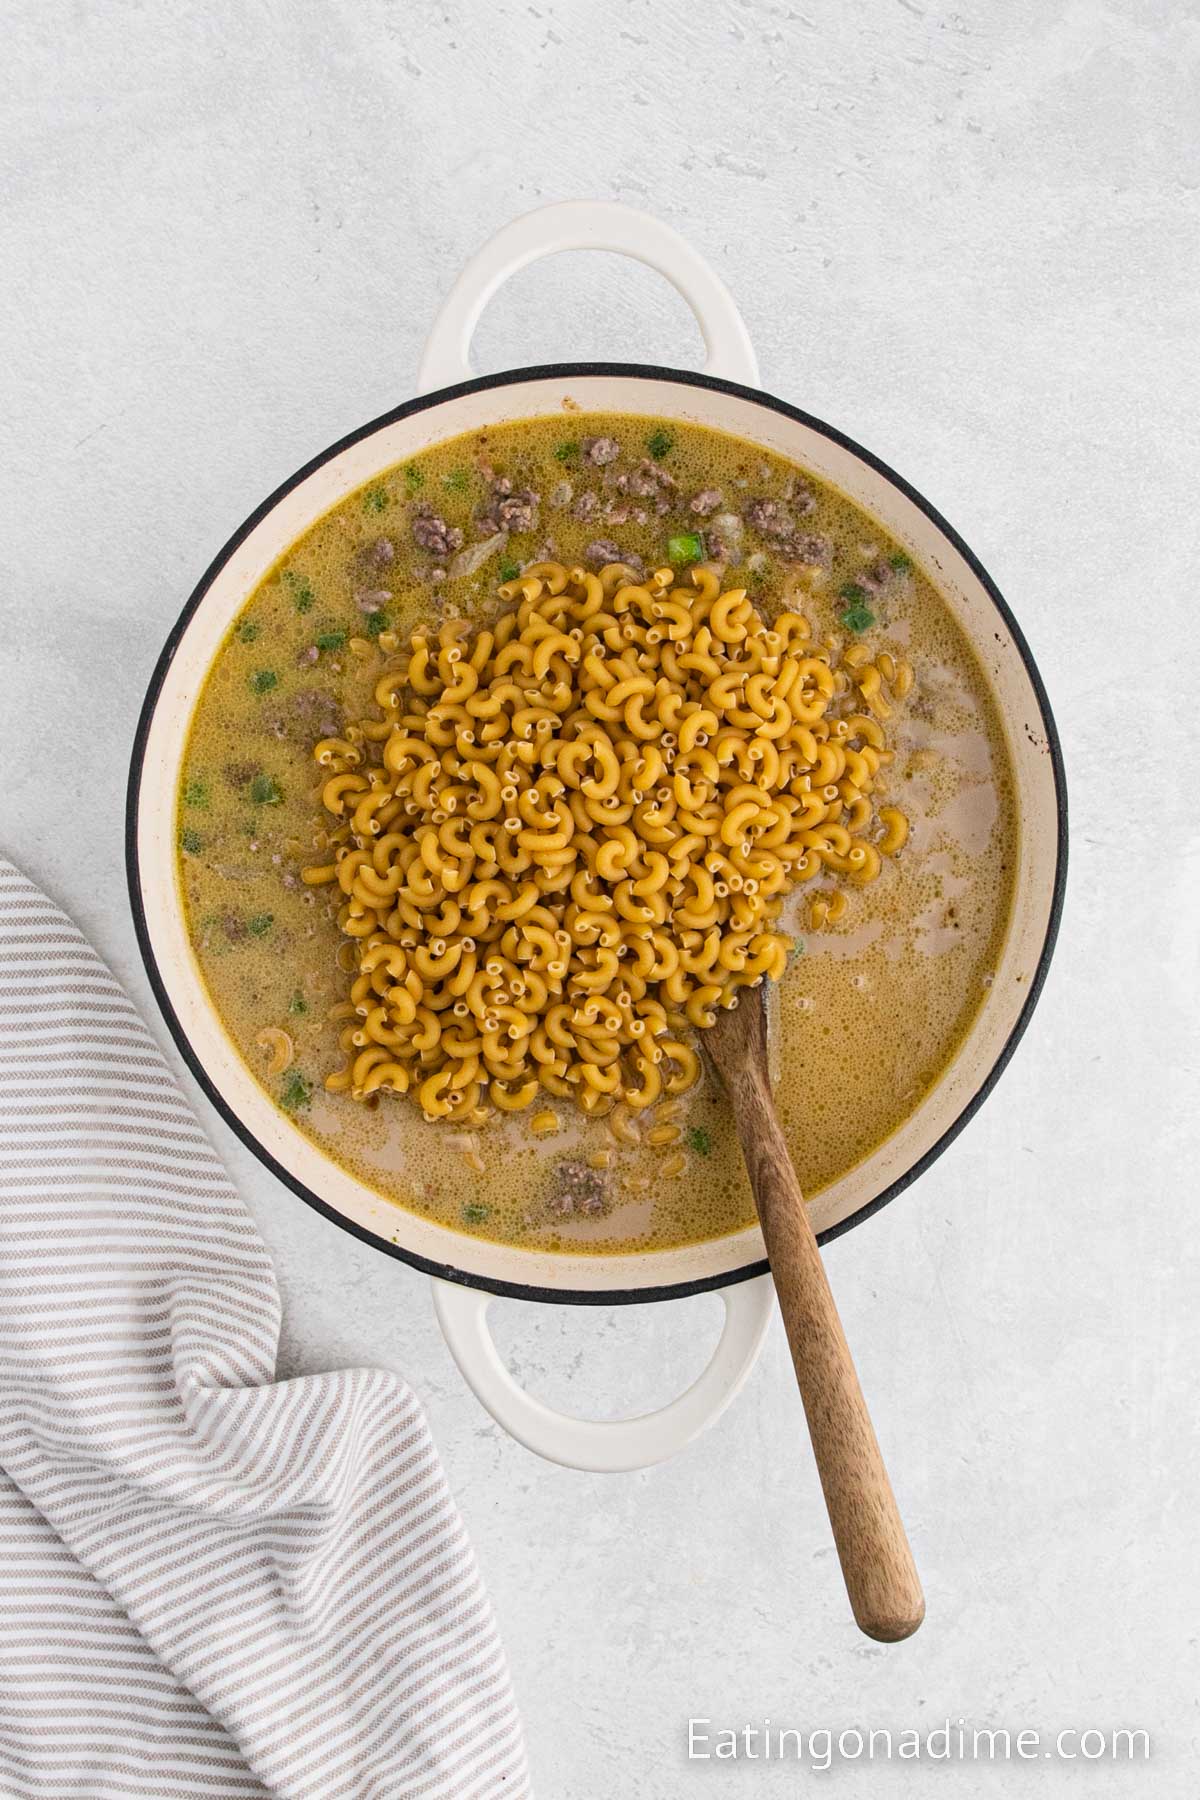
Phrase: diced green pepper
[
  {"left": 249, "top": 668, "right": 278, "bottom": 695},
  {"left": 889, "top": 551, "right": 913, "bottom": 572},
  {"left": 363, "top": 610, "right": 389, "bottom": 637},
  {"left": 249, "top": 774, "right": 282, "bottom": 805},
  {"left": 553, "top": 440, "right": 579, "bottom": 464},
  {"left": 316, "top": 629, "right": 347, "bottom": 651},
  {"left": 838, "top": 581, "right": 875, "bottom": 631},
  {"left": 647, "top": 427, "right": 675, "bottom": 460},
  {"left": 668, "top": 532, "right": 703, "bottom": 566},
  {"left": 498, "top": 558, "right": 520, "bottom": 582},
  {"left": 288, "top": 989, "right": 308, "bottom": 1015},
  {"left": 280, "top": 1071, "right": 312, "bottom": 1110}
]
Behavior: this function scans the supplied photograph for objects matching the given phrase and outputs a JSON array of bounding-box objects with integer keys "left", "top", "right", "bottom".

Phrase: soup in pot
[{"left": 177, "top": 412, "right": 1015, "bottom": 1254}]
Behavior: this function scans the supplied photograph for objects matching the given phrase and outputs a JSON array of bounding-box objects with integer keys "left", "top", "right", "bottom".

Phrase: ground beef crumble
[
  {"left": 411, "top": 508, "right": 463, "bottom": 557},
  {"left": 745, "top": 493, "right": 829, "bottom": 565},
  {"left": 545, "top": 1158, "right": 611, "bottom": 1218},
  {"left": 627, "top": 457, "right": 675, "bottom": 498},
  {"left": 361, "top": 536, "right": 395, "bottom": 569},
  {"left": 780, "top": 532, "right": 831, "bottom": 568},
  {"left": 475, "top": 475, "right": 540, "bottom": 536},
  {"left": 283, "top": 688, "right": 341, "bottom": 741},
  {"left": 788, "top": 478, "right": 817, "bottom": 516},
  {"left": 745, "top": 497, "right": 792, "bottom": 538},
  {"left": 583, "top": 539, "right": 644, "bottom": 576},
  {"left": 857, "top": 555, "right": 897, "bottom": 593}
]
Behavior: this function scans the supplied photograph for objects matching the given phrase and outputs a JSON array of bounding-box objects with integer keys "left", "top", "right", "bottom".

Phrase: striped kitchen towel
[{"left": 0, "top": 856, "right": 530, "bottom": 1800}]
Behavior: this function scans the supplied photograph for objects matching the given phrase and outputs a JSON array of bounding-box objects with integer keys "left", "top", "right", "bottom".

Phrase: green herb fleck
[
  {"left": 889, "top": 551, "right": 913, "bottom": 572},
  {"left": 236, "top": 619, "right": 260, "bottom": 643},
  {"left": 280, "top": 1071, "right": 312, "bottom": 1110},
  {"left": 282, "top": 570, "right": 315, "bottom": 612},
  {"left": 647, "top": 427, "right": 675, "bottom": 460},
  {"left": 498, "top": 558, "right": 520, "bottom": 583},
  {"left": 462, "top": 1203, "right": 491, "bottom": 1226},
  {"left": 180, "top": 828, "right": 203, "bottom": 855},
  {"left": 364, "top": 609, "right": 389, "bottom": 637},
  {"left": 249, "top": 774, "right": 282, "bottom": 806},
  {"left": 316, "top": 628, "right": 347, "bottom": 652},
  {"left": 363, "top": 486, "right": 390, "bottom": 514},
  {"left": 183, "top": 778, "right": 209, "bottom": 809},
  {"left": 667, "top": 531, "right": 703, "bottom": 566},
  {"left": 403, "top": 465, "right": 425, "bottom": 494},
  {"left": 839, "top": 581, "right": 868, "bottom": 604},
  {"left": 249, "top": 668, "right": 278, "bottom": 695},
  {"left": 684, "top": 1126, "right": 712, "bottom": 1157},
  {"left": 788, "top": 938, "right": 806, "bottom": 966},
  {"left": 246, "top": 912, "right": 274, "bottom": 938},
  {"left": 288, "top": 989, "right": 309, "bottom": 1015},
  {"left": 553, "top": 439, "right": 579, "bottom": 464},
  {"left": 443, "top": 468, "right": 470, "bottom": 493}
]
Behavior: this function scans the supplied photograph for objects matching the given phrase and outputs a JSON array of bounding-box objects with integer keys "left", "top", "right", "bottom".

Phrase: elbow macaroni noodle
[{"left": 302, "top": 561, "right": 913, "bottom": 1123}]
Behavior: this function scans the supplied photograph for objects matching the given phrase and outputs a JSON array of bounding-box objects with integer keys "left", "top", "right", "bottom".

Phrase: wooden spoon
[{"left": 705, "top": 985, "right": 925, "bottom": 1642}]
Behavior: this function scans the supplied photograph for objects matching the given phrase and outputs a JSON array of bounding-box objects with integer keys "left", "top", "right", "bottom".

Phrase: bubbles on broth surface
[{"left": 177, "top": 412, "right": 1015, "bottom": 1255}]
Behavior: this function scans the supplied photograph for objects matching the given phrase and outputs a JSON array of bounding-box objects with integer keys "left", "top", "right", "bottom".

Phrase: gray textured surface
[{"left": 2, "top": 1, "right": 1197, "bottom": 1793}]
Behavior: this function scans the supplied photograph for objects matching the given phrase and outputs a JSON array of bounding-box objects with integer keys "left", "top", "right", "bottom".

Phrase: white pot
[{"left": 128, "top": 202, "right": 1066, "bottom": 1473}]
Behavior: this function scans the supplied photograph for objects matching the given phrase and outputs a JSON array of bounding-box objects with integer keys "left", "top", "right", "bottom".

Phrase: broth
[{"left": 178, "top": 412, "right": 1014, "bottom": 1254}]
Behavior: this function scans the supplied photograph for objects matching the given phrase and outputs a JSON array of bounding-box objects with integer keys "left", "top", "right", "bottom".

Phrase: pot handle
[
  {"left": 417, "top": 199, "right": 760, "bottom": 395},
  {"left": 431, "top": 1274, "right": 775, "bottom": 1473}
]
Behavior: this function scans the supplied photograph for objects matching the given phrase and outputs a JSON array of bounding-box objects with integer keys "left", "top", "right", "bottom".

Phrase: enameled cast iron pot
[{"left": 128, "top": 202, "right": 1067, "bottom": 1473}]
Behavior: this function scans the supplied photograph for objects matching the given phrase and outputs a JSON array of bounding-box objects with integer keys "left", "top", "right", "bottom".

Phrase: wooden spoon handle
[{"left": 730, "top": 1072, "right": 925, "bottom": 1641}]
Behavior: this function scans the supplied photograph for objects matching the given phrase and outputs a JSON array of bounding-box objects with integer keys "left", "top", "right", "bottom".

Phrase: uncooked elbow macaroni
[{"left": 303, "top": 561, "right": 912, "bottom": 1122}]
